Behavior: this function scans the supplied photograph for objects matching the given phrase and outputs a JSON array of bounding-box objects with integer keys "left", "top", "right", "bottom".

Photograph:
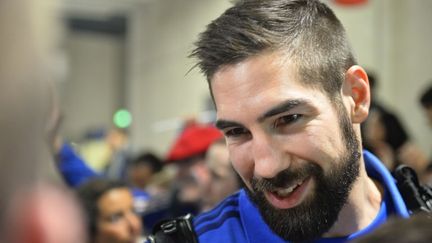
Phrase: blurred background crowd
[{"left": 1, "top": 0, "right": 431, "bottom": 242}]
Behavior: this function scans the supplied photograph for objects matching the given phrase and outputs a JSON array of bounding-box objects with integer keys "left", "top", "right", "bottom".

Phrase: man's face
[
  {"left": 212, "top": 52, "right": 360, "bottom": 241},
  {"left": 95, "top": 188, "right": 142, "bottom": 243}
]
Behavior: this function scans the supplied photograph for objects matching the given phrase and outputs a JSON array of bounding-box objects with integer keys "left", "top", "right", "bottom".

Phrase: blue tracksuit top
[
  {"left": 57, "top": 143, "right": 150, "bottom": 200},
  {"left": 193, "top": 151, "right": 410, "bottom": 243}
]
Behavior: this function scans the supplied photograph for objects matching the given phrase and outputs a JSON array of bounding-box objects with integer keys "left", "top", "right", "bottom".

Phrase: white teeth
[
  {"left": 274, "top": 180, "right": 304, "bottom": 197},
  {"left": 275, "top": 186, "right": 296, "bottom": 197}
]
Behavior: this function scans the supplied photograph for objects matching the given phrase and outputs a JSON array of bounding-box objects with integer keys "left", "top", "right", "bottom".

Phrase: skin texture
[
  {"left": 212, "top": 51, "right": 382, "bottom": 240},
  {"left": 94, "top": 188, "right": 141, "bottom": 243}
]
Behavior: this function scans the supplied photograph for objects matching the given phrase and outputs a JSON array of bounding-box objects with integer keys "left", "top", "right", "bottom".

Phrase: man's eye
[
  {"left": 225, "top": 127, "right": 250, "bottom": 138},
  {"left": 274, "top": 114, "right": 302, "bottom": 127}
]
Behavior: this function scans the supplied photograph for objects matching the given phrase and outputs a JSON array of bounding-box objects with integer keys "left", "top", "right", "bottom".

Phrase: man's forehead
[
  {"left": 212, "top": 82, "right": 321, "bottom": 114},
  {"left": 213, "top": 56, "right": 286, "bottom": 92}
]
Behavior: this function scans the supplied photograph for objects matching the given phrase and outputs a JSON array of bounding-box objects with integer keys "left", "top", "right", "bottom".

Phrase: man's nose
[{"left": 251, "top": 133, "right": 290, "bottom": 179}]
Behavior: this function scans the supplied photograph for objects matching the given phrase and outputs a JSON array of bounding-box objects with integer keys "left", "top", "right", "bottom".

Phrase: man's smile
[{"left": 264, "top": 177, "right": 313, "bottom": 209}]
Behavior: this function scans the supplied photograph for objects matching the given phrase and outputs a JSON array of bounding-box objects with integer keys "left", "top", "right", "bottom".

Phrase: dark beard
[{"left": 246, "top": 107, "right": 361, "bottom": 242}]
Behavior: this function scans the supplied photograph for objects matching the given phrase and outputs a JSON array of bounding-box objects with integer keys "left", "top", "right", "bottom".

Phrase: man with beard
[{"left": 188, "top": 0, "right": 410, "bottom": 242}]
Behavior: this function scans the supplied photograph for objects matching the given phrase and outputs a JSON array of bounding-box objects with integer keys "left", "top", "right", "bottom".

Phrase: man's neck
[{"left": 323, "top": 160, "right": 383, "bottom": 238}]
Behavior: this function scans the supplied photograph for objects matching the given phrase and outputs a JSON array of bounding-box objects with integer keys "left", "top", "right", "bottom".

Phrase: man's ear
[{"left": 342, "top": 65, "right": 370, "bottom": 124}]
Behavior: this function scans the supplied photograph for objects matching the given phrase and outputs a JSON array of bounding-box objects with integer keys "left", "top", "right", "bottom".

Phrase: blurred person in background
[
  {"left": 164, "top": 122, "right": 223, "bottom": 217},
  {"left": 56, "top": 139, "right": 155, "bottom": 232},
  {"left": 201, "top": 138, "right": 243, "bottom": 211},
  {"left": 77, "top": 178, "right": 143, "bottom": 243},
  {"left": 74, "top": 127, "right": 131, "bottom": 180},
  {"left": 125, "top": 151, "right": 174, "bottom": 231},
  {"left": 127, "top": 151, "right": 164, "bottom": 192},
  {"left": 362, "top": 72, "right": 428, "bottom": 174},
  {"left": 57, "top": 136, "right": 150, "bottom": 198},
  {"left": 420, "top": 84, "right": 432, "bottom": 128},
  {"left": 104, "top": 127, "right": 131, "bottom": 180},
  {"left": 134, "top": 121, "right": 224, "bottom": 229},
  {"left": 0, "top": 0, "right": 86, "bottom": 242},
  {"left": 419, "top": 84, "right": 432, "bottom": 185}
]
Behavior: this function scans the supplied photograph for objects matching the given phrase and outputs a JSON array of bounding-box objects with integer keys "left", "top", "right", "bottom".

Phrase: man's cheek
[{"left": 230, "top": 159, "right": 252, "bottom": 186}]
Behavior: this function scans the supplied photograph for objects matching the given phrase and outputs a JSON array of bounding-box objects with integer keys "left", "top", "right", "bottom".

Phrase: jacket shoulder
[{"left": 193, "top": 192, "right": 247, "bottom": 242}]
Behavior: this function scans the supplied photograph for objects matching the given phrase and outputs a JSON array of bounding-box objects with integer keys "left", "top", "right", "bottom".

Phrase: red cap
[
  {"left": 166, "top": 123, "right": 223, "bottom": 162},
  {"left": 334, "top": 0, "right": 368, "bottom": 5}
]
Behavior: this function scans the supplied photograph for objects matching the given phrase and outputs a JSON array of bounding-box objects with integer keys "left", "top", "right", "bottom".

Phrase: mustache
[{"left": 250, "top": 163, "right": 321, "bottom": 191}]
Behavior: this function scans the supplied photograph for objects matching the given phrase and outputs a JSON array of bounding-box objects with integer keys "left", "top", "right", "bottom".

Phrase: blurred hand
[{"left": 5, "top": 183, "right": 87, "bottom": 243}]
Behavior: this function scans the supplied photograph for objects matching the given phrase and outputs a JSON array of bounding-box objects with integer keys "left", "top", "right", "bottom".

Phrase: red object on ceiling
[{"left": 334, "top": 0, "right": 368, "bottom": 5}]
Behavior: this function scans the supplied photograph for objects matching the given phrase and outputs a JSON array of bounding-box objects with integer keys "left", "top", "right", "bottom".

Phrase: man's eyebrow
[
  {"left": 215, "top": 119, "right": 244, "bottom": 130},
  {"left": 258, "top": 99, "right": 309, "bottom": 122}
]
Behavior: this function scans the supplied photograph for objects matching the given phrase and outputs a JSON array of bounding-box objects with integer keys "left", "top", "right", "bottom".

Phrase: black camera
[
  {"left": 394, "top": 165, "right": 432, "bottom": 214},
  {"left": 146, "top": 214, "right": 198, "bottom": 243}
]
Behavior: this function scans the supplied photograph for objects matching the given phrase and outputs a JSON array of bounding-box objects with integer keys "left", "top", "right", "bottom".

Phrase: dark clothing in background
[{"left": 372, "top": 103, "right": 409, "bottom": 151}]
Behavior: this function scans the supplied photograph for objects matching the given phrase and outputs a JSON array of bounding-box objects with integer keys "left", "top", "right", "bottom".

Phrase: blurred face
[
  {"left": 128, "top": 164, "right": 153, "bottom": 189},
  {"left": 206, "top": 143, "right": 240, "bottom": 206},
  {"left": 212, "top": 52, "right": 360, "bottom": 241},
  {"left": 177, "top": 159, "right": 211, "bottom": 205},
  {"left": 95, "top": 188, "right": 141, "bottom": 243}
]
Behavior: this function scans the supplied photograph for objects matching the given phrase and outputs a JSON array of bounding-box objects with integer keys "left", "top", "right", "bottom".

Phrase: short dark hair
[
  {"left": 420, "top": 84, "right": 432, "bottom": 108},
  {"left": 130, "top": 152, "right": 164, "bottom": 173},
  {"left": 76, "top": 178, "right": 128, "bottom": 240},
  {"left": 191, "top": 0, "right": 356, "bottom": 101}
]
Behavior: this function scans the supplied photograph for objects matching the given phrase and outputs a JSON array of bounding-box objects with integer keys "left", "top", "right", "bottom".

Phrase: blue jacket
[
  {"left": 58, "top": 143, "right": 151, "bottom": 199},
  {"left": 57, "top": 143, "right": 99, "bottom": 187},
  {"left": 193, "top": 151, "right": 410, "bottom": 243}
]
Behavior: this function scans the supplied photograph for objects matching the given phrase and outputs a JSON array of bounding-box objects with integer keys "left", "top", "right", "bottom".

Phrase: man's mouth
[
  {"left": 264, "top": 177, "right": 312, "bottom": 209},
  {"left": 272, "top": 179, "right": 305, "bottom": 197}
]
